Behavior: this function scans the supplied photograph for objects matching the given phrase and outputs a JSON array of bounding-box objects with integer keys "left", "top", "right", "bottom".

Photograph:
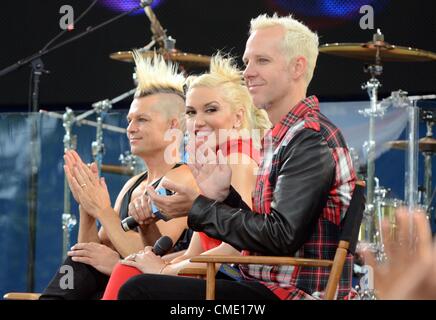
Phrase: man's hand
[
  {"left": 64, "top": 157, "right": 112, "bottom": 219},
  {"left": 145, "top": 179, "right": 200, "bottom": 220},
  {"left": 128, "top": 192, "right": 158, "bottom": 225},
  {"left": 64, "top": 150, "right": 98, "bottom": 205},
  {"left": 68, "top": 242, "right": 120, "bottom": 276},
  {"left": 187, "top": 143, "right": 232, "bottom": 201}
]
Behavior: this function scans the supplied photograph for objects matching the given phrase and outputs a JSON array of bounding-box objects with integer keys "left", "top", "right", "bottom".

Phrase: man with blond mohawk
[
  {"left": 39, "top": 52, "right": 197, "bottom": 299},
  {"left": 120, "top": 14, "right": 356, "bottom": 300}
]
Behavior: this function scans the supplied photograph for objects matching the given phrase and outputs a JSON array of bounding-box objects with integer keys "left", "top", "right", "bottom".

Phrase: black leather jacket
[{"left": 187, "top": 129, "right": 335, "bottom": 256}]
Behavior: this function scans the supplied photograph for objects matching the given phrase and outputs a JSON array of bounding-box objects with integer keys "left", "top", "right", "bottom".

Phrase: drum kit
[{"left": 320, "top": 29, "right": 436, "bottom": 299}]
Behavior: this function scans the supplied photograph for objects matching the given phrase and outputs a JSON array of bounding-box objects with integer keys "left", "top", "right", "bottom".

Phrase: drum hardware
[
  {"left": 372, "top": 178, "right": 390, "bottom": 262},
  {"left": 89, "top": 88, "right": 136, "bottom": 176},
  {"left": 110, "top": 50, "right": 211, "bottom": 69},
  {"left": 119, "top": 151, "right": 147, "bottom": 175},
  {"left": 61, "top": 108, "right": 77, "bottom": 262},
  {"left": 321, "top": 30, "right": 436, "bottom": 298},
  {"left": 354, "top": 264, "right": 377, "bottom": 300},
  {"left": 425, "top": 182, "right": 436, "bottom": 218},
  {"left": 40, "top": 110, "right": 127, "bottom": 134},
  {"left": 110, "top": 4, "right": 211, "bottom": 69},
  {"left": 101, "top": 164, "right": 134, "bottom": 176},
  {"left": 422, "top": 109, "right": 436, "bottom": 211},
  {"left": 386, "top": 136, "right": 436, "bottom": 153},
  {"left": 91, "top": 100, "right": 111, "bottom": 177},
  {"left": 320, "top": 29, "right": 436, "bottom": 241},
  {"left": 100, "top": 151, "right": 147, "bottom": 176},
  {"left": 318, "top": 38, "right": 436, "bottom": 63},
  {"left": 143, "top": 2, "right": 174, "bottom": 51},
  {"left": 385, "top": 95, "right": 436, "bottom": 214},
  {"left": 100, "top": 151, "right": 149, "bottom": 177},
  {"left": 359, "top": 30, "right": 387, "bottom": 245},
  {"left": 320, "top": 29, "right": 390, "bottom": 260},
  {"left": 404, "top": 98, "right": 420, "bottom": 212}
]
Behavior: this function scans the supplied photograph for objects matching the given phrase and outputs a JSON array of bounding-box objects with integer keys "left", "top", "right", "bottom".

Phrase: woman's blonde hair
[{"left": 185, "top": 53, "right": 271, "bottom": 148}]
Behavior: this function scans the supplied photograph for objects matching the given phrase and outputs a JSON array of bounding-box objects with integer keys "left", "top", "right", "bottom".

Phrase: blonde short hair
[
  {"left": 185, "top": 54, "right": 271, "bottom": 148},
  {"left": 250, "top": 13, "right": 319, "bottom": 84}
]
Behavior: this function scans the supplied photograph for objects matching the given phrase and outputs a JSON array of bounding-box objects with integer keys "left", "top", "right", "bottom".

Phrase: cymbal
[
  {"left": 101, "top": 164, "right": 134, "bottom": 176},
  {"left": 110, "top": 49, "right": 211, "bottom": 68},
  {"left": 319, "top": 42, "right": 436, "bottom": 62},
  {"left": 386, "top": 137, "right": 436, "bottom": 153}
]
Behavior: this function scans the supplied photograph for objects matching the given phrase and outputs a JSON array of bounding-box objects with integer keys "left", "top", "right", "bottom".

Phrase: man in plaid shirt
[{"left": 119, "top": 14, "right": 356, "bottom": 300}]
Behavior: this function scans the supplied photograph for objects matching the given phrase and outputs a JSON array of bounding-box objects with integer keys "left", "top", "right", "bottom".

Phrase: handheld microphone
[
  {"left": 152, "top": 235, "right": 173, "bottom": 256},
  {"left": 121, "top": 188, "right": 173, "bottom": 231},
  {"left": 121, "top": 216, "right": 139, "bottom": 232}
]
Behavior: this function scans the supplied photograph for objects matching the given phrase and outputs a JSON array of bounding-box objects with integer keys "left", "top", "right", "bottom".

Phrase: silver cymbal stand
[
  {"left": 407, "top": 95, "right": 436, "bottom": 212},
  {"left": 386, "top": 92, "right": 436, "bottom": 212},
  {"left": 421, "top": 110, "right": 435, "bottom": 211},
  {"left": 358, "top": 29, "right": 386, "bottom": 258},
  {"left": 61, "top": 108, "right": 77, "bottom": 261},
  {"left": 405, "top": 98, "right": 419, "bottom": 213},
  {"left": 90, "top": 88, "right": 136, "bottom": 176},
  {"left": 90, "top": 100, "right": 111, "bottom": 177},
  {"left": 143, "top": 4, "right": 176, "bottom": 51}
]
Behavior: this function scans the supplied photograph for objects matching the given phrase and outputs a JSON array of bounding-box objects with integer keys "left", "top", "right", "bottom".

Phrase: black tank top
[{"left": 118, "top": 163, "right": 192, "bottom": 251}]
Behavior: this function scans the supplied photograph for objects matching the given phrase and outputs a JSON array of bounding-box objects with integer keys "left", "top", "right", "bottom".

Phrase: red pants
[{"left": 101, "top": 263, "right": 142, "bottom": 300}]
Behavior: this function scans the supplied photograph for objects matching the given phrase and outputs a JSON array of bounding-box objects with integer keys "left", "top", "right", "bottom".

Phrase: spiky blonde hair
[
  {"left": 185, "top": 54, "right": 271, "bottom": 148},
  {"left": 250, "top": 13, "right": 319, "bottom": 84},
  {"left": 132, "top": 50, "right": 186, "bottom": 132},
  {"left": 133, "top": 50, "right": 185, "bottom": 99}
]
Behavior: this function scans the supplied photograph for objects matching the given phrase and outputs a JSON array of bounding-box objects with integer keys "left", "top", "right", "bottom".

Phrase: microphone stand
[
  {"left": 26, "top": 58, "right": 49, "bottom": 292},
  {"left": 0, "top": 0, "right": 153, "bottom": 78},
  {"left": 4, "top": 0, "right": 154, "bottom": 291}
]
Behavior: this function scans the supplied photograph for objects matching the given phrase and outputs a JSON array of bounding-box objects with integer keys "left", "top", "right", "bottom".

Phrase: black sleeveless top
[{"left": 118, "top": 163, "right": 192, "bottom": 251}]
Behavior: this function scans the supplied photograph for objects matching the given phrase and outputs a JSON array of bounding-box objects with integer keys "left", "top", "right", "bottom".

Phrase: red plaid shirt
[{"left": 239, "top": 96, "right": 356, "bottom": 300}]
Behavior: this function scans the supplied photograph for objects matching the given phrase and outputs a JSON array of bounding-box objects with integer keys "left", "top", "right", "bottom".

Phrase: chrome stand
[
  {"left": 422, "top": 116, "right": 434, "bottom": 211},
  {"left": 61, "top": 108, "right": 77, "bottom": 261},
  {"left": 359, "top": 74, "right": 384, "bottom": 251},
  {"left": 119, "top": 151, "right": 146, "bottom": 175},
  {"left": 91, "top": 100, "right": 111, "bottom": 176},
  {"left": 91, "top": 88, "right": 136, "bottom": 175},
  {"left": 357, "top": 30, "right": 389, "bottom": 261},
  {"left": 405, "top": 101, "right": 419, "bottom": 212}
]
